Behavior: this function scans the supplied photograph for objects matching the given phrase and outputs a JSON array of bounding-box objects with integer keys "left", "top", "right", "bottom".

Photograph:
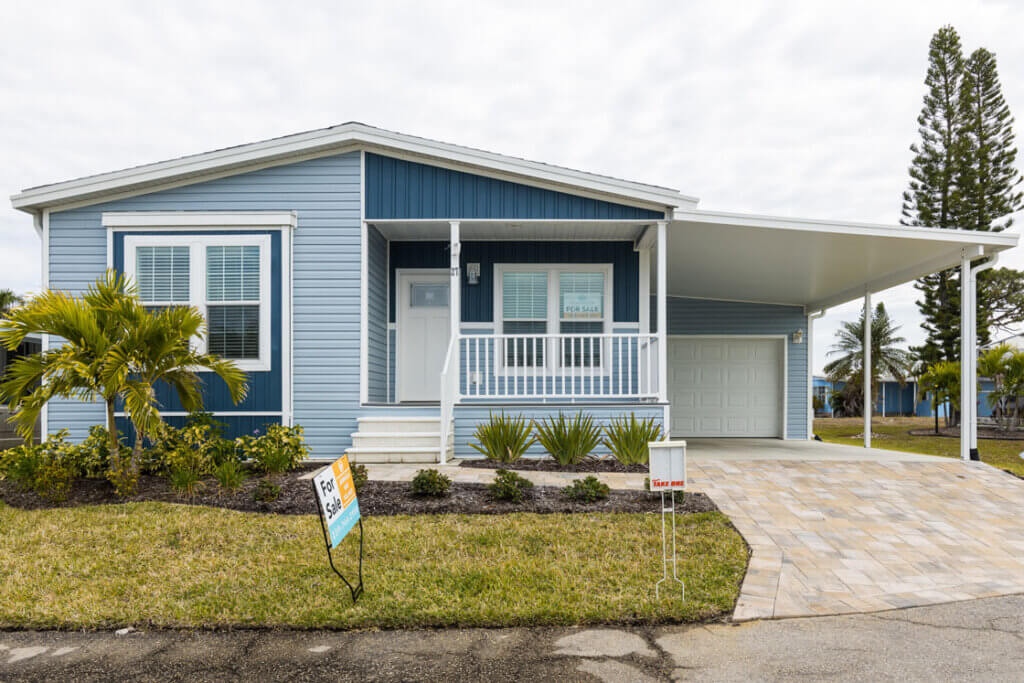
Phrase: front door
[{"left": 397, "top": 271, "right": 451, "bottom": 402}]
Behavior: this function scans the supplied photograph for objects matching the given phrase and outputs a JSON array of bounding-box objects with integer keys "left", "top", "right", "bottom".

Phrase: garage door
[{"left": 668, "top": 337, "right": 783, "bottom": 437}]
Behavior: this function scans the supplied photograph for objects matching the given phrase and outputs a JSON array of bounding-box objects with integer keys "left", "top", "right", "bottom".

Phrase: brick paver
[{"left": 692, "top": 459, "right": 1024, "bottom": 621}]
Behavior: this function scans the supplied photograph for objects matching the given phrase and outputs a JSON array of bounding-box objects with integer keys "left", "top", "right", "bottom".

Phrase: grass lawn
[
  {"left": 815, "top": 416, "right": 1024, "bottom": 476},
  {"left": 0, "top": 502, "right": 747, "bottom": 630}
]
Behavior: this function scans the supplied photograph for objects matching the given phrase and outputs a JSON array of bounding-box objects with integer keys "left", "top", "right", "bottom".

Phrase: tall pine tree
[
  {"left": 957, "top": 47, "right": 1024, "bottom": 345},
  {"left": 903, "top": 25, "right": 967, "bottom": 365}
]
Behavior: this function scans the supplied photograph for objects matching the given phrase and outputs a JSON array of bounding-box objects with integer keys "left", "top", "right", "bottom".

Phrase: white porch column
[
  {"left": 961, "top": 251, "right": 971, "bottom": 461},
  {"left": 863, "top": 290, "right": 871, "bottom": 448},
  {"left": 449, "top": 221, "right": 461, "bottom": 343},
  {"left": 656, "top": 220, "right": 668, "bottom": 404},
  {"left": 638, "top": 248, "right": 651, "bottom": 335}
]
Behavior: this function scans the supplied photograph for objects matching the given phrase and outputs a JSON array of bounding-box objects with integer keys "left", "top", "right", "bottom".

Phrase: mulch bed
[
  {"left": 0, "top": 467, "right": 715, "bottom": 517},
  {"left": 459, "top": 456, "right": 648, "bottom": 473},
  {"left": 907, "top": 427, "right": 1024, "bottom": 441}
]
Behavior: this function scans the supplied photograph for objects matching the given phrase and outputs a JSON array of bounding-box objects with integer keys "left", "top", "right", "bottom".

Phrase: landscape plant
[
  {"left": 410, "top": 468, "right": 451, "bottom": 497},
  {"left": 533, "top": 412, "right": 602, "bottom": 465},
  {"left": 919, "top": 361, "right": 961, "bottom": 431},
  {"left": 489, "top": 468, "right": 534, "bottom": 503},
  {"left": 0, "top": 430, "right": 81, "bottom": 502},
  {"left": 562, "top": 476, "right": 609, "bottom": 503},
  {"left": 469, "top": 412, "right": 535, "bottom": 464},
  {"left": 601, "top": 414, "right": 663, "bottom": 465},
  {"left": 253, "top": 479, "right": 281, "bottom": 502},
  {"left": 237, "top": 424, "right": 309, "bottom": 477},
  {"left": 212, "top": 458, "right": 245, "bottom": 493},
  {"left": 350, "top": 462, "right": 368, "bottom": 493}
]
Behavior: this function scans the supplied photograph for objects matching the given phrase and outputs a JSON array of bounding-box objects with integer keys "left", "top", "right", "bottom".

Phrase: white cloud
[{"left": 2, "top": 0, "right": 1023, "bottom": 368}]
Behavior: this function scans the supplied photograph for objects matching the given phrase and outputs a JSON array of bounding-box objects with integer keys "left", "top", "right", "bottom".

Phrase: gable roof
[{"left": 10, "top": 122, "right": 694, "bottom": 214}]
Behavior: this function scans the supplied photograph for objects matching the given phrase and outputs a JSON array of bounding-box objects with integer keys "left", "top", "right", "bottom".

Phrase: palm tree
[
  {"left": 0, "top": 271, "right": 248, "bottom": 484},
  {"left": 0, "top": 289, "right": 21, "bottom": 318},
  {"left": 825, "top": 302, "right": 914, "bottom": 414},
  {"left": 919, "top": 361, "right": 961, "bottom": 432},
  {"left": 103, "top": 303, "right": 247, "bottom": 471}
]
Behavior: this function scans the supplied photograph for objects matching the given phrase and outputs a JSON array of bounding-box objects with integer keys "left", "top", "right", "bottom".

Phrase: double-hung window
[
  {"left": 125, "top": 234, "right": 272, "bottom": 372},
  {"left": 495, "top": 264, "right": 612, "bottom": 372}
]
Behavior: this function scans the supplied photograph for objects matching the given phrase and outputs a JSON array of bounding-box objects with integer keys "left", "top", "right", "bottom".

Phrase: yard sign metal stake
[
  {"left": 649, "top": 440, "right": 687, "bottom": 601},
  {"left": 311, "top": 455, "right": 364, "bottom": 604}
]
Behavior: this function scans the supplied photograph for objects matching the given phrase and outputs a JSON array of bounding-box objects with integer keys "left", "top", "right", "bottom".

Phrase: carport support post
[
  {"left": 960, "top": 251, "right": 971, "bottom": 461},
  {"left": 863, "top": 290, "right": 871, "bottom": 448}
]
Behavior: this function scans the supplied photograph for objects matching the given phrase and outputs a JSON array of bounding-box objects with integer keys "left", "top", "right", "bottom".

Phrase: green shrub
[
  {"left": 411, "top": 468, "right": 451, "bottom": 497},
  {"left": 106, "top": 452, "right": 138, "bottom": 499},
  {"left": 534, "top": 412, "right": 602, "bottom": 465},
  {"left": 152, "top": 421, "right": 238, "bottom": 477},
  {"left": 212, "top": 458, "right": 246, "bottom": 492},
  {"left": 253, "top": 479, "right": 281, "bottom": 502},
  {"left": 562, "top": 475, "right": 610, "bottom": 503},
  {"left": 72, "top": 425, "right": 118, "bottom": 477},
  {"left": 489, "top": 468, "right": 534, "bottom": 503},
  {"left": 0, "top": 431, "right": 85, "bottom": 502},
  {"left": 602, "top": 414, "right": 663, "bottom": 465},
  {"left": 0, "top": 444, "right": 43, "bottom": 491},
  {"left": 351, "top": 462, "right": 368, "bottom": 494},
  {"left": 237, "top": 424, "right": 309, "bottom": 476},
  {"left": 169, "top": 466, "right": 204, "bottom": 498},
  {"left": 469, "top": 412, "right": 535, "bottom": 463}
]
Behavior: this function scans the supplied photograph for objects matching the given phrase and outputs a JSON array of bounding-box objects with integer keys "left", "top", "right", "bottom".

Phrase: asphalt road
[{"left": 3, "top": 595, "right": 1024, "bottom": 681}]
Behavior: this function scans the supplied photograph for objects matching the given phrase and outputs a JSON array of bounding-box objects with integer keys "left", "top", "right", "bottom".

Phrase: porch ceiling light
[{"left": 792, "top": 328, "right": 804, "bottom": 344}]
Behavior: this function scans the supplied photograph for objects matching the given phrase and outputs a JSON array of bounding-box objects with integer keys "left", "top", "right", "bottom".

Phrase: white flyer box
[{"left": 649, "top": 440, "right": 687, "bottom": 491}]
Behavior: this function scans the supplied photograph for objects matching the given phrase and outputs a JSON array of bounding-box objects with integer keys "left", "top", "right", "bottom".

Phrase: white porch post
[
  {"left": 961, "top": 251, "right": 971, "bottom": 461},
  {"left": 656, "top": 220, "right": 668, "bottom": 406},
  {"left": 863, "top": 290, "right": 871, "bottom": 448},
  {"left": 449, "top": 221, "right": 461, "bottom": 343}
]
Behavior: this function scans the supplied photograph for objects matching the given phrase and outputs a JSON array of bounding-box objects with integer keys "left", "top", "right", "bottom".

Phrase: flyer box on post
[
  {"left": 648, "top": 440, "right": 687, "bottom": 491},
  {"left": 312, "top": 454, "right": 361, "bottom": 548}
]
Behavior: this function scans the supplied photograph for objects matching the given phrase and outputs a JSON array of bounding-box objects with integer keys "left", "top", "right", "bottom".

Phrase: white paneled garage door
[{"left": 668, "top": 337, "right": 783, "bottom": 437}]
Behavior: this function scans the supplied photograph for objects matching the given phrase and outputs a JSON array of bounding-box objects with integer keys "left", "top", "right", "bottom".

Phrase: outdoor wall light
[
  {"left": 792, "top": 328, "right": 804, "bottom": 344},
  {"left": 466, "top": 262, "right": 481, "bottom": 285}
]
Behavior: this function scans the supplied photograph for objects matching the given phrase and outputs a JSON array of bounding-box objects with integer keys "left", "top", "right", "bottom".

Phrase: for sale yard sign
[
  {"left": 648, "top": 440, "right": 687, "bottom": 491},
  {"left": 313, "top": 455, "right": 361, "bottom": 548}
]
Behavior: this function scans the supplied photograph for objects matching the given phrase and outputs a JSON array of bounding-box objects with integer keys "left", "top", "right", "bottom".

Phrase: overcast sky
[{"left": 3, "top": 0, "right": 1023, "bottom": 373}]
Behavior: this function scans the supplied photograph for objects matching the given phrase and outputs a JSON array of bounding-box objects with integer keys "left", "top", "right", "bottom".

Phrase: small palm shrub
[
  {"left": 411, "top": 468, "right": 451, "bottom": 497},
  {"left": 212, "top": 458, "right": 246, "bottom": 492},
  {"left": 489, "top": 468, "right": 534, "bottom": 502},
  {"left": 351, "top": 462, "right": 368, "bottom": 494},
  {"left": 169, "top": 466, "right": 203, "bottom": 498},
  {"left": 469, "top": 412, "right": 535, "bottom": 463},
  {"left": 534, "top": 412, "right": 602, "bottom": 465},
  {"left": 602, "top": 414, "right": 663, "bottom": 465},
  {"left": 238, "top": 424, "right": 309, "bottom": 476},
  {"left": 562, "top": 475, "right": 610, "bottom": 503}
]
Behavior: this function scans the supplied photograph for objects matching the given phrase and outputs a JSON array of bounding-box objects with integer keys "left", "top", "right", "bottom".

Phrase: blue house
[{"left": 10, "top": 123, "right": 1016, "bottom": 461}]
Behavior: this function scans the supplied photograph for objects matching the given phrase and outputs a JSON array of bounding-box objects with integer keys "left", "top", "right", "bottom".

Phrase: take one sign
[
  {"left": 648, "top": 440, "right": 687, "bottom": 491},
  {"left": 313, "top": 455, "right": 361, "bottom": 548}
]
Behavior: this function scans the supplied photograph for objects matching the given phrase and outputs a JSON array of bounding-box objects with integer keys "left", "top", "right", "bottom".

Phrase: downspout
[
  {"left": 969, "top": 252, "right": 999, "bottom": 460},
  {"left": 807, "top": 309, "right": 826, "bottom": 439}
]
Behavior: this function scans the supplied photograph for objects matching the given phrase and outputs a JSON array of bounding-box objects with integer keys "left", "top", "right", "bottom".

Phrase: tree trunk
[
  {"left": 131, "top": 424, "right": 144, "bottom": 478},
  {"left": 934, "top": 399, "right": 940, "bottom": 434},
  {"left": 105, "top": 398, "right": 120, "bottom": 461}
]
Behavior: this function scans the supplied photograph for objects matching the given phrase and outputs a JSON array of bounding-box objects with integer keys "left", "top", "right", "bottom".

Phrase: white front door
[
  {"left": 667, "top": 337, "right": 784, "bottom": 437},
  {"left": 397, "top": 271, "right": 451, "bottom": 402}
]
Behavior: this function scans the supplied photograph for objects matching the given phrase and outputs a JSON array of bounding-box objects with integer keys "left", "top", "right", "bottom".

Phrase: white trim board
[
  {"left": 14, "top": 123, "right": 690, "bottom": 213},
  {"left": 103, "top": 211, "right": 298, "bottom": 229}
]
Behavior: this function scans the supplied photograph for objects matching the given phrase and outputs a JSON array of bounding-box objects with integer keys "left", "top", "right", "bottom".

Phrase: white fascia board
[
  {"left": 13, "top": 123, "right": 690, "bottom": 212},
  {"left": 807, "top": 245, "right": 985, "bottom": 312},
  {"left": 102, "top": 211, "right": 298, "bottom": 228},
  {"left": 673, "top": 208, "right": 1020, "bottom": 248}
]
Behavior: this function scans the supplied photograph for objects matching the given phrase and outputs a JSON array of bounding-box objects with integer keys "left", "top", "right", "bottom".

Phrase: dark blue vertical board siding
[
  {"left": 366, "top": 225, "right": 389, "bottom": 402},
  {"left": 654, "top": 296, "right": 809, "bottom": 439},
  {"left": 115, "top": 414, "right": 282, "bottom": 444},
  {"left": 113, "top": 230, "right": 281, "bottom": 413},
  {"left": 365, "top": 153, "right": 662, "bottom": 219},
  {"left": 388, "top": 241, "right": 638, "bottom": 322}
]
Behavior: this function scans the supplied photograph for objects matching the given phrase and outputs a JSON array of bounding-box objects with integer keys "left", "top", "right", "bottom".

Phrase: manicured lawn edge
[{"left": 0, "top": 502, "right": 748, "bottom": 630}]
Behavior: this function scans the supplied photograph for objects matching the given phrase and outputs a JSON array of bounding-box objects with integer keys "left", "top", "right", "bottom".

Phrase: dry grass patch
[{"left": 0, "top": 502, "right": 746, "bottom": 629}]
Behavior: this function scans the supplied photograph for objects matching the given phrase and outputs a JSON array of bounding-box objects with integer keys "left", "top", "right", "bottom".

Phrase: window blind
[
  {"left": 206, "top": 245, "right": 261, "bottom": 360},
  {"left": 207, "top": 246, "right": 260, "bottom": 302},
  {"left": 502, "top": 272, "right": 547, "bottom": 319},
  {"left": 136, "top": 246, "right": 190, "bottom": 303}
]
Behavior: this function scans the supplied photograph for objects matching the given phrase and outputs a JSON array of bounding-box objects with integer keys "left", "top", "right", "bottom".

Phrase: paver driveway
[{"left": 691, "top": 457, "right": 1024, "bottom": 620}]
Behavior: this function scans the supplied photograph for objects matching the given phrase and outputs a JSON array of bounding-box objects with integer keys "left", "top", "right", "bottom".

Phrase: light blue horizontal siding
[
  {"left": 45, "top": 151, "right": 363, "bottom": 454},
  {"left": 453, "top": 403, "right": 666, "bottom": 459},
  {"left": 656, "top": 296, "right": 809, "bottom": 439}
]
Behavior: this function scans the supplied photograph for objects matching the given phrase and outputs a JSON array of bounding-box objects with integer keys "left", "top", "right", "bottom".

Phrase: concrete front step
[
  {"left": 356, "top": 416, "right": 440, "bottom": 434},
  {"left": 347, "top": 446, "right": 441, "bottom": 464},
  {"left": 351, "top": 431, "right": 440, "bottom": 449}
]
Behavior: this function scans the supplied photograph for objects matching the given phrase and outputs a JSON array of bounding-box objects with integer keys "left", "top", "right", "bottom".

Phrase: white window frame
[
  {"left": 493, "top": 263, "right": 614, "bottom": 374},
  {"left": 124, "top": 233, "right": 273, "bottom": 372}
]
